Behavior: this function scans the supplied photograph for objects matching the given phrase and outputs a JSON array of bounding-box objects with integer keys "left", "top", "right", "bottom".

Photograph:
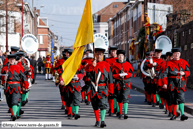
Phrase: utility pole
[
  {"left": 22, "top": 0, "right": 23, "bottom": 37},
  {"left": 6, "top": 0, "right": 8, "bottom": 51}
]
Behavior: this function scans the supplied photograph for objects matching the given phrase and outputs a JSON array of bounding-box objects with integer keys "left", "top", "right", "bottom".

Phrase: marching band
[{"left": 0, "top": 43, "right": 190, "bottom": 128}]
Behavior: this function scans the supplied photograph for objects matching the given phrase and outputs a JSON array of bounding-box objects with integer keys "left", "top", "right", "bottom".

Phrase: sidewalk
[{"left": 131, "top": 76, "right": 193, "bottom": 115}]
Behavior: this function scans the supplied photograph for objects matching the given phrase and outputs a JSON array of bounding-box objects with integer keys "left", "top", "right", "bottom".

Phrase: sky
[{"left": 25, "top": 0, "right": 127, "bottom": 47}]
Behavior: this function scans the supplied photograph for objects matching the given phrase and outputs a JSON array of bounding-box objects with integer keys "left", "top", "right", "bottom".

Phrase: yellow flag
[{"left": 62, "top": 0, "right": 94, "bottom": 85}]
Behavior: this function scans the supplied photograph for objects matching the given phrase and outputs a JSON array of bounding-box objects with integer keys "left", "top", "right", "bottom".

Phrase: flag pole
[
  {"left": 93, "top": 43, "right": 95, "bottom": 59},
  {"left": 92, "top": 43, "right": 97, "bottom": 85}
]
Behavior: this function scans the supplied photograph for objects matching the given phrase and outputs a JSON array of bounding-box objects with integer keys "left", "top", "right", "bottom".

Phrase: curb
[{"left": 131, "top": 84, "right": 193, "bottom": 115}]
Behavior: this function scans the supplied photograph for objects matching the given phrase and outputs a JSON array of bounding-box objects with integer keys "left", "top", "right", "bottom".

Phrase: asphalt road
[{"left": 0, "top": 74, "right": 193, "bottom": 129}]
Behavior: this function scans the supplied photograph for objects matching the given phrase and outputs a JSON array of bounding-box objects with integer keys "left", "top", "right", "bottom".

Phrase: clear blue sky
[{"left": 26, "top": 0, "right": 127, "bottom": 47}]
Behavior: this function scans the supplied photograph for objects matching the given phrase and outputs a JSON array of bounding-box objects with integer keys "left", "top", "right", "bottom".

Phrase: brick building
[
  {"left": 0, "top": 0, "right": 38, "bottom": 52},
  {"left": 108, "top": 0, "right": 144, "bottom": 60},
  {"left": 37, "top": 16, "right": 50, "bottom": 57},
  {"left": 93, "top": 2, "right": 128, "bottom": 42}
]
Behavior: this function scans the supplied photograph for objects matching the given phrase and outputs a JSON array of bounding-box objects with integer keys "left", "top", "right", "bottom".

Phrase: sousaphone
[
  {"left": 21, "top": 34, "right": 39, "bottom": 88},
  {"left": 140, "top": 35, "right": 172, "bottom": 78},
  {"left": 89, "top": 33, "right": 109, "bottom": 51}
]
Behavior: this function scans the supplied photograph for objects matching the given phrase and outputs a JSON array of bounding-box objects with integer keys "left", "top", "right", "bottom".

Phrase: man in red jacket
[
  {"left": 111, "top": 50, "right": 135, "bottom": 119},
  {"left": 85, "top": 48, "right": 114, "bottom": 127},
  {"left": 105, "top": 46, "right": 118, "bottom": 116},
  {"left": 1, "top": 54, "right": 29, "bottom": 121},
  {"left": 144, "top": 49, "right": 163, "bottom": 107},
  {"left": 162, "top": 48, "right": 190, "bottom": 121}
]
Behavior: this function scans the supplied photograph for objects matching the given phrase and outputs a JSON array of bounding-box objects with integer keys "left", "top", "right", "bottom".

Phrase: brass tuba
[
  {"left": 140, "top": 35, "right": 172, "bottom": 79},
  {"left": 23, "top": 58, "right": 32, "bottom": 88},
  {"left": 89, "top": 33, "right": 109, "bottom": 52},
  {"left": 21, "top": 34, "right": 38, "bottom": 88},
  {"left": 140, "top": 56, "right": 155, "bottom": 79},
  {"left": 55, "top": 71, "right": 59, "bottom": 84}
]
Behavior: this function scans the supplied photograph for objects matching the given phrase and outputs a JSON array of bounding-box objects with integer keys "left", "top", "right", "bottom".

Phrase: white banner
[
  {"left": 147, "top": 3, "right": 173, "bottom": 31},
  {"left": 1, "top": 122, "right": 61, "bottom": 128}
]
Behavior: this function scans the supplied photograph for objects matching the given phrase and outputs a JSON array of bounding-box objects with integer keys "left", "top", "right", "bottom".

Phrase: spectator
[
  {"left": 0, "top": 50, "right": 4, "bottom": 62},
  {"left": 0, "top": 51, "right": 3, "bottom": 101},
  {"left": 37, "top": 56, "right": 43, "bottom": 74},
  {"left": 42, "top": 56, "right": 46, "bottom": 74},
  {"left": 30, "top": 55, "right": 37, "bottom": 84}
]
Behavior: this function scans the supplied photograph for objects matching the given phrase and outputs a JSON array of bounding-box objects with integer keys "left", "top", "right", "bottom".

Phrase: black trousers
[
  {"left": 38, "top": 66, "right": 41, "bottom": 73},
  {"left": 65, "top": 87, "right": 80, "bottom": 107},
  {"left": 166, "top": 90, "right": 172, "bottom": 106},
  {"left": 91, "top": 95, "right": 108, "bottom": 110},
  {"left": 115, "top": 87, "right": 130, "bottom": 103},
  {"left": 146, "top": 83, "right": 152, "bottom": 95},
  {"left": 5, "top": 91, "right": 21, "bottom": 108},
  {"left": 168, "top": 89, "right": 185, "bottom": 105}
]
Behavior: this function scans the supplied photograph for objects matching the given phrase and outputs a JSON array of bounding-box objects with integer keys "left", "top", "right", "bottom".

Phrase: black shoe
[
  {"left": 180, "top": 114, "right": 188, "bottom": 121},
  {"left": 81, "top": 100, "right": 85, "bottom": 103},
  {"left": 159, "top": 104, "right": 164, "bottom": 109},
  {"left": 108, "top": 109, "right": 110, "bottom": 114},
  {"left": 61, "top": 105, "right": 65, "bottom": 109},
  {"left": 86, "top": 101, "right": 90, "bottom": 105},
  {"left": 16, "top": 116, "right": 21, "bottom": 119},
  {"left": 170, "top": 115, "right": 176, "bottom": 120},
  {"left": 21, "top": 101, "right": 26, "bottom": 106},
  {"left": 10, "top": 115, "right": 17, "bottom": 121},
  {"left": 73, "top": 113, "right": 75, "bottom": 117},
  {"left": 147, "top": 102, "right": 151, "bottom": 105},
  {"left": 25, "top": 99, "right": 28, "bottom": 104},
  {"left": 116, "top": 112, "right": 120, "bottom": 117},
  {"left": 156, "top": 102, "right": 159, "bottom": 105},
  {"left": 168, "top": 113, "right": 172, "bottom": 117},
  {"left": 144, "top": 99, "right": 147, "bottom": 102},
  {"left": 85, "top": 99, "right": 88, "bottom": 103},
  {"left": 165, "top": 110, "right": 168, "bottom": 114},
  {"left": 119, "top": 114, "right": 123, "bottom": 119},
  {"left": 114, "top": 108, "right": 117, "bottom": 114},
  {"left": 100, "top": 121, "right": 106, "bottom": 128},
  {"left": 65, "top": 109, "right": 68, "bottom": 114},
  {"left": 68, "top": 114, "right": 73, "bottom": 119},
  {"left": 8, "top": 109, "right": 11, "bottom": 113},
  {"left": 95, "top": 121, "right": 100, "bottom": 127},
  {"left": 19, "top": 109, "right": 24, "bottom": 115},
  {"left": 177, "top": 112, "right": 180, "bottom": 118},
  {"left": 124, "top": 115, "right": 128, "bottom": 119},
  {"left": 109, "top": 112, "right": 114, "bottom": 116},
  {"left": 152, "top": 103, "right": 156, "bottom": 107},
  {"left": 74, "top": 114, "right": 80, "bottom": 120}
]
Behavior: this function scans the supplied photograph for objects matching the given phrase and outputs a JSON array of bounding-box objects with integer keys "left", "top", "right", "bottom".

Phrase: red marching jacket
[
  {"left": 1, "top": 64, "right": 29, "bottom": 94},
  {"left": 162, "top": 59, "right": 190, "bottom": 92}
]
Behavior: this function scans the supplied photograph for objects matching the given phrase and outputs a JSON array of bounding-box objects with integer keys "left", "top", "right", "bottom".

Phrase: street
[{"left": 0, "top": 74, "right": 193, "bottom": 129}]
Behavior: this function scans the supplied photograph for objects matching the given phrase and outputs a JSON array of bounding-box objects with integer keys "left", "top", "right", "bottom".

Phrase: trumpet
[
  {"left": 55, "top": 71, "right": 59, "bottom": 84},
  {"left": 147, "top": 56, "right": 155, "bottom": 79}
]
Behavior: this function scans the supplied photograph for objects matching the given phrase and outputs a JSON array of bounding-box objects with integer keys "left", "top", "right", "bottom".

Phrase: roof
[
  {"left": 39, "top": 18, "right": 46, "bottom": 26},
  {"left": 94, "top": 2, "right": 128, "bottom": 16}
]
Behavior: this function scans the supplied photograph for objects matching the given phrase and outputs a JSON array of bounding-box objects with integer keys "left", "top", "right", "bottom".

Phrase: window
[
  {"left": 8, "top": 17, "right": 14, "bottom": 33},
  {"left": 39, "top": 35, "right": 43, "bottom": 44},
  {"left": 114, "top": 5, "right": 118, "bottom": 8}
]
